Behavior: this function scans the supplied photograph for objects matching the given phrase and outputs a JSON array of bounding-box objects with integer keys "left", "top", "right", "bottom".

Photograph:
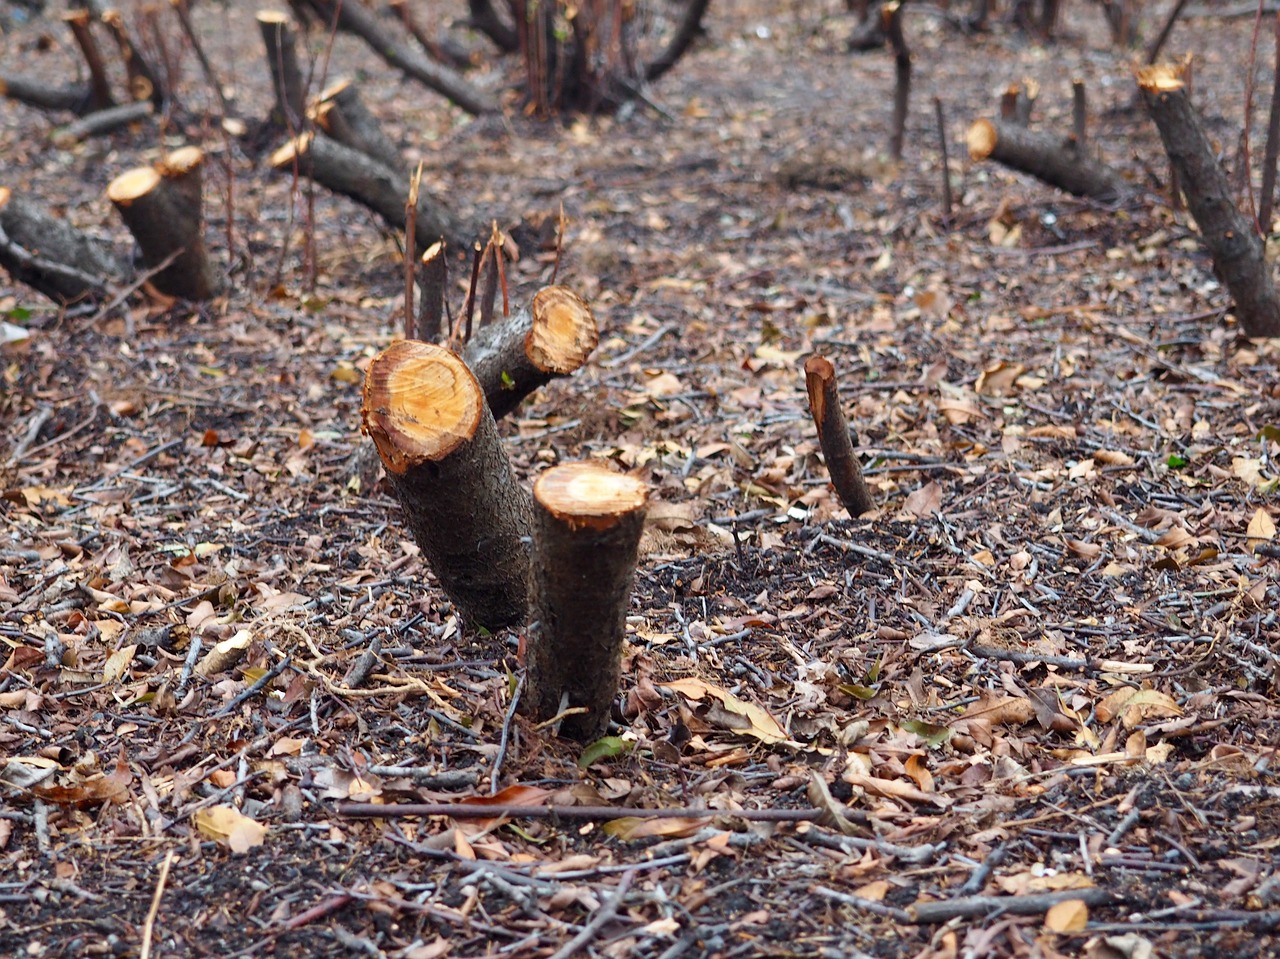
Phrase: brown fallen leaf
[
  {"left": 194, "top": 805, "right": 268, "bottom": 853},
  {"left": 1044, "top": 898, "right": 1089, "bottom": 932},
  {"left": 603, "top": 816, "right": 704, "bottom": 840},
  {"left": 661, "top": 677, "right": 787, "bottom": 744}
]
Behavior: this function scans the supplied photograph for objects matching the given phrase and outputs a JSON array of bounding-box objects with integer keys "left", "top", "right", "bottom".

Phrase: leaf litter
[{"left": 1, "top": 1, "right": 1280, "bottom": 957}]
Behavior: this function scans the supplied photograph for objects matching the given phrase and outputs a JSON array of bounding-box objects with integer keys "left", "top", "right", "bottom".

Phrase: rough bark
[
  {"left": 462, "top": 285, "right": 599, "bottom": 420},
  {"left": 643, "top": 0, "right": 713, "bottom": 83},
  {"left": 270, "top": 132, "right": 470, "bottom": 246},
  {"left": 312, "top": 79, "right": 404, "bottom": 173},
  {"left": 0, "top": 187, "right": 121, "bottom": 303},
  {"left": 101, "top": 9, "right": 164, "bottom": 107},
  {"left": 361, "top": 341, "right": 532, "bottom": 631},
  {"left": 965, "top": 118, "right": 1132, "bottom": 202},
  {"left": 526, "top": 462, "right": 648, "bottom": 741},
  {"left": 296, "top": 0, "right": 496, "bottom": 115},
  {"left": 63, "top": 10, "right": 115, "bottom": 111},
  {"left": 805, "top": 355, "right": 875, "bottom": 517},
  {"left": 415, "top": 240, "right": 447, "bottom": 343},
  {"left": 107, "top": 152, "right": 220, "bottom": 301},
  {"left": 51, "top": 99, "right": 154, "bottom": 147},
  {"left": 0, "top": 74, "right": 92, "bottom": 115},
  {"left": 884, "top": 1, "right": 910, "bottom": 161},
  {"left": 258, "top": 10, "right": 307, "bottom": 129},
  {"left": 388, "top": 0, "right": 475, "bottom": 70},
  {"left": 1139, "top": 64, "right": 1280, "bottom": 337},
  {"left": 467, "top": 0, "right": 518, "bottom": 53}
]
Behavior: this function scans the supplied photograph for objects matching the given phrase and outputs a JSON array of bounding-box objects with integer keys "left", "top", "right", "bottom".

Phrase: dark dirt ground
[{"left": 3, "top": 0, "right": 1280, "bottom": 957}]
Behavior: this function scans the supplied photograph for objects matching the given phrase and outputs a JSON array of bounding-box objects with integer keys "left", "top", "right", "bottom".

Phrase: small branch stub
[
  {"left": 462, "top": 285, "right": 599, "bottom": 420},
  {"left": 527, "top": 462, "right": 648, "bottom": 741},
  {"left": 805, "top": 355, "right": 875, "bottom": 517},
  {"left": 1139, "top": 63, "right": 1280, "bottom": 337},
  {"left": 361, "top": 342, "right": 532, "bottom": 631}
]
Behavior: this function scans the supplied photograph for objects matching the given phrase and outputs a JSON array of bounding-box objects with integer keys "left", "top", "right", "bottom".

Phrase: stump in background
[
  {"left": 526, "top": 462, "right": 648, "bottom": 742},
  {"left": 361, "top": 342, "right": 532, "bottom": 631},
  {"left": 107, "top": 146, "right": 219, "bottom": 301},
  {"left": 258, "top": 10, "right": 306, "bottom": 129}
]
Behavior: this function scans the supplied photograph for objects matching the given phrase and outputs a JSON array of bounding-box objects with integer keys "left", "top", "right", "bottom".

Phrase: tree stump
[
  {"left": 526, "top": 462, "right": 648, "bottom": 742},
  {"left": 361, "top": 341, "right": 532, "bottom": 631},
  {"left": 462, "top": 286, "right": 599, "bottom": 420},
  {"left": 107, "top": 149, "right": 219, "bottom": 301}
]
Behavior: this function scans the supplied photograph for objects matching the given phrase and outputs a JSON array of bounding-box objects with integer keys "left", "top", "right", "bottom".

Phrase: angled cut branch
[
  {"left": 1139, "top": 64, "right": 1280, "bottom": 337},
  {"left": 966, "top": 117, "right": 1132, "bottom": 202},
  {"left": 805, "top": 355, "right": 875, "bottom": 516}
]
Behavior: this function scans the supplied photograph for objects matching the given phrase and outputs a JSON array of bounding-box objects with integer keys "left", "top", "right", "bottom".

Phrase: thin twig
[
  {"left": 139, "top": 850, "right": 175, "bottom": 959},
  {"left": 490, "top": 672, "right": 523, "bottom": 795},
  {"left": 340, "top": 801, "right": 854, "bottom": 824},
  {"left": 545, "top": 867, "right": 637, "bottom": 959}
]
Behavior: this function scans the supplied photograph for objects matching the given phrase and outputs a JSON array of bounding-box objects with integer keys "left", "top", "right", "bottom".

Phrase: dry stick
[
  {"left": 478, "top": 223, "right": 503, "bottom": 327},
  {"left": 965, "top": 117, "right": 1132, "bottom": 201},
  {"left": 805, "top": 356, "right": 875, "bottom": 516},
  {"left": 0, "top": 74, "right": 91, "bottom": 114},
  {"left": 1015, "top": 79, "right": 1038, "bottom": 126},
  {"left": 1261, "top": 14, "right": 1280, "bottom": 231},
  {"left": 138, "top": 850, "right": 175, "bottom": 959},
  {"left": 934, "top": 96, "right": 953, "bottom": 220},
  {"left": 340, "top": 801, "right": 857, "bottom": 825},
  {"left": 490, "top": 674, "right": 522, "bottom": 795},
  {"left": 525, "top": 463, "right": 648, "bottom": 741},
  {"left": 63, "top": 10, "right": 115, "bottom": 111},
  {"left": 1000, "top": 83, "right": 1020, "bottom": 123},
  {"left": 461, "top": 285, "right": 598, "bottom": 420},
  {"left": 1146, "top": 0, "right": 1192, "bottom": 62},
  {"left": 361, "top": 342, "right": 532, "bottom": 631},
  {"left": 883, "top": 1, "right": 910, "bottom": 160},
  {"left": 1139, "top": 64, "right": 1280, "bottom": 336},
  {"left": 908, "top": 888, "right": 1117, "bottom": 923},
  {"left": 311, "top": 79, "right": 404, "bottom": 173},
  {"left": 269, "top": 133, "right": 468, "bottom": 246},
  {"left": 1242, "top": 0, "right": 1269, "bottom": 225},
  {"left": 296, "top": 0, "right": 495, "bottom": 115},
  {"left": 258, "top": 11, "right": 306, "bottom": 129},
  {"left": 468, "top": 0, "right": 519, "bottom": 52},
  {"left": 460, "top": 241, "right": 484, "bottom": 343},
  {"left": 170, "top": 0, "right": 229, "bottom": 117},
  {"left": 1071, "top": 78, "right": 1087, "bottom": 147},
  {"left": 101, "top": 10, "right": 164, "bottom": 107},
  {"left": 388, "top": 0, "right": 473, "bottom": 70},
  {"left": 545, "top": 868, "right": 637, "bottom": 959},
  {"left": 644, "top": 0, "right": 713, "bottom": 82},
  {"left": 404, "top": 162, "right": 422, "bottom": 340},
  {"left": 51, "top": 99, "right": 154, "bottom": 147},
  {"left": 416, "top": 240, "right": 447, "bottom": 342}
]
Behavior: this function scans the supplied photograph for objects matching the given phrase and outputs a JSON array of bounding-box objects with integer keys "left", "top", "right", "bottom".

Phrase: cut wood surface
[
  {"left": 527, "top": 462, "right": 648, "bottom": 741},
  {"left": 966, "top": 117, "right": 1132, "bottom": 202},
  {"left": 805, "top": 355, "right": 875, "bottom": 516},
  {"left": 312, "top": 79, "right": 404, "bottom": 173},
  {"left": 107, "top": 159, "right": 219, "bottom": 301},
  {"left": 462, "top": 286, "right": 599, "bottom": 420},
  {"left": 1139, "top": 64, "right": 1280, "bottom": 337},
  {"left": 361, "top": 341, "right": 532, "bottom": 631},
  {"left": 270, "top": 133, "right": 469, "bottom": 247},
  {"left": 0, "top": 186, "right": 121, "bottom": 303}
]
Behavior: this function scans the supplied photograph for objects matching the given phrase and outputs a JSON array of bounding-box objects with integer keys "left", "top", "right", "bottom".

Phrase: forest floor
[{"left": 3, "top": 1, "right": 1280, "bottom": 957}]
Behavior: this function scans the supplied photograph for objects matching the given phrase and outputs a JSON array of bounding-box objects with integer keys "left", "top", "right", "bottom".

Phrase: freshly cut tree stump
[
  {"left": 462, "top": 286, "right": 599, "bottom": 420},
  {"left": 258, "top": 10, "right": 306, "bottom": 128},
  {"left": 107, "top": 154, "right": 219, "bottom": 301},
  {"left": 0, "top": 187, "right": 122, "bottom": 303},
  {"left": 312, "top": 79, "right": 404, "bottom": 173},
  {"left": 526, "top": 462, "right": 648, "bottom": 741},
  {"left": 155, "top": 145, "right": 206, "bottom": 216},
  {"left": 1139, "top": 64, "right": 1280, "bottom": 338},
  {"left": 966, "top": 118, "right": 1132, "bottom": 202},
  {"left": 361, "top": 341, "right": 532, "bottom": 631},
  {"left": 271, "top": 132, "right": 468, "bottom": 246},
  {"left": 804, "top": 355, "right": 875, "bottom": 517}
]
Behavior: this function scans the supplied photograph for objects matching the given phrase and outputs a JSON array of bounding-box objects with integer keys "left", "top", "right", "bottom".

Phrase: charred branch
[
  {"left": 1139, "top": 64, "right": 1280, "bottom": 337},
  {"left": 467, "top": 0, "right": 519, "bottom": 53},
  {"left": 361, "top": 341, "right": 532, "bottom": 631},
  {"left": 258, "top": 10, "right": 307, "bottom": 130},
  {"left": 312, "top": 79, "right": 404, "bottom": 173},
  {"left": 526, "top": 462, "right": 648, "bottom": 741},
  {"left": 270, "top": 132, "right": 470, "bottom": 246},
  {"left": 966, "top": 117, "right": 1132, "bottom": 202},
  {"left": 0, "top": 74, "right": 92, "bottom": 115},
  {"left": 51, "top": 100, "right": 154, "bottom": 147},
  {"left": 62, "top": 10, "right": 115, "bottom": 111},
  {"left": 805, "top": 355, "right": 875, "bottom": 517},
  {"left": 0, "top": 187, "right": 122, "bottom": 303}
]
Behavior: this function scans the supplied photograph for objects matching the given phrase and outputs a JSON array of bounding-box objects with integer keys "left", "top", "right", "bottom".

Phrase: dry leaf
[
  {"left": 660, "top": 678, "right": 787, "bottom": 744},
  {"left": 1247, "top": 508, "right": 1276, "bottom": 549},
  {"left": 193, "top": 805, "right": 267, "bottom": 853},
  {"left": 603, "top": 816, "right": 703, "bottom": 840},
  {"left": 903, "top": 481, "right": 944, "bottom": 518},
  {"left": 1044, "top": 898, "right": 1089, "bottom": 932}
]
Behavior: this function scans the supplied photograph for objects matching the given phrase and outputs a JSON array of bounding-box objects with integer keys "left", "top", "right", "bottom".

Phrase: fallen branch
[
  {"left": 339, "top": 801, "right": 864, "bottom": 825},
  {"left": 295, "top": 0, "right": 496, "bottom": 115},
  {"left": 0, "top": 74, "right": 91, "bottom": 115},
  {"left": 270, "top": 132, "right": 469, "bottom": 247},
  {"left": 908, "top": 888, "right": 1118, "bottom": 923},
  {"left": 0, "top": 187, "right": 122, "bottom": 303},
  {"left": 1139, "top": 63, "right": 1280, "bottom": 337},
  {"left": 966, "top": 117, "right": 1132, "bottom": 201},
  {"left": 52, "top": 100, "right": 154, "bottom": 148},
  {"left": 311, "top": 79, "right": 404, "bottom": 173},
  {"left": 258, "top": 10, "right": 307, "bottom": 129}
]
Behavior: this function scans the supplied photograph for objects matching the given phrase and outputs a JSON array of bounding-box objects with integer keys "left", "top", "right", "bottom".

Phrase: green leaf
[
  {"left": 578, "top": 736, "right": 631, "bottom": 768},
  {"left": 1165, "top": 453, "right": 1189, "bottom": 469},
  {"left": 899, "top": 719, "right": 953, "bottom": 748},
  {"left": 837, "top": 683, "right": 878, "bottom": 701},
  {"left": 1257, "top": 425, "right": 1280, "bottom": 444},
  {"left": 500, "top": 370, "right": 516, "bottom": 389},
  {"left": 5, "top": 306, "right": 32, "bottom": 322}
]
